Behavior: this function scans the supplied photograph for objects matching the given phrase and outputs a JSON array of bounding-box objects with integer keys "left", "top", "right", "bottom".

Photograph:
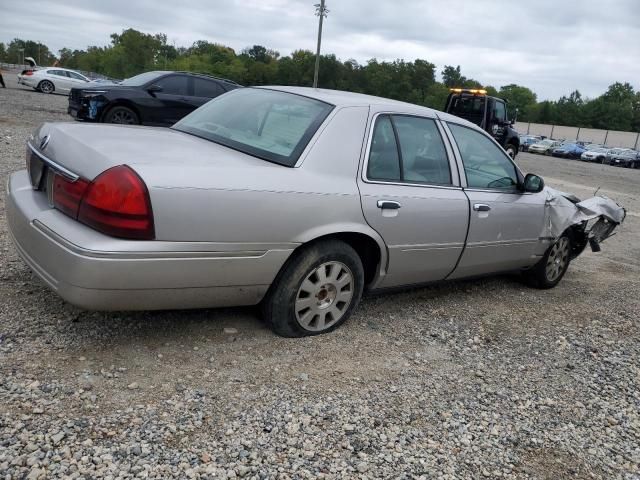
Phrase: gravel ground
[{"left": 1, "top": 73, "right": 639, "bottom": 480}]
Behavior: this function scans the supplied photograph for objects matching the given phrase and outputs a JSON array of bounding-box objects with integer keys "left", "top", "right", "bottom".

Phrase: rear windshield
[
  {"left": 173, "top": 88, "right": 334, "bottom": 166},
  {"left": 447, "top": 95, "right": 486, "bottom": 126},
  {"left": 120, "top": 71, "right": 167, "bottom": 86}
]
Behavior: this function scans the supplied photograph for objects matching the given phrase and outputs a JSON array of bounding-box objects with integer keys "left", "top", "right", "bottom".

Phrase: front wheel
[
  {"left": 524, "top": 234, "right": 571, "bottom": 289},
  {"left": 262, "top": 240, "right": 364, "bottom": 337},
  {"left": 103, "top": 106, "right": 140, "bottom": 125}
]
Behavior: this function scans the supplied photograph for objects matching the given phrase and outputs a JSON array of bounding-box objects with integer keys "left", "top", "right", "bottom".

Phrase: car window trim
[
  {"left": 361, "top": 111, "right": 460, "bottom": 189},
  {"left": 442, "top": 120, "right": 525, "bottom": 193}
]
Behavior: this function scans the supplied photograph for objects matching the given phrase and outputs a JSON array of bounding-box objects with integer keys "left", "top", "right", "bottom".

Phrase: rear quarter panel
[{"left": 137, "top": 106, "right": 381, "bottom": 246}]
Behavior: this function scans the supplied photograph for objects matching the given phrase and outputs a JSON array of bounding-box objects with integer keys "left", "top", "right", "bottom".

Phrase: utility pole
[{"left": 313, "top": 0, "right": 329, "bottom": 88}]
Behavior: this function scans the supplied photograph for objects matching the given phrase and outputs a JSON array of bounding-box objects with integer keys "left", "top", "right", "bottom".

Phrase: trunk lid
[{"left": 31, "top": 122, "right": 277, "bottom": 184}]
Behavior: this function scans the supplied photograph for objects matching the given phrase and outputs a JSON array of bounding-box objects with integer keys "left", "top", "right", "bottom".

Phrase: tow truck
[{"left": 444, "top": 88, "right": 520, "bottom": 158}]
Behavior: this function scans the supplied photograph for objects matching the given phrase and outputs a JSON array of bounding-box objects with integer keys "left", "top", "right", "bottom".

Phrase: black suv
[{"left": 68, "top": 71, "right": 240, "bottom": 126}]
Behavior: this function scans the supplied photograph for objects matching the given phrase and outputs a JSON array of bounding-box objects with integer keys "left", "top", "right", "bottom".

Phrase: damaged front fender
[{"left": 542, "top": 187, "right": 626, "bottom": 257}]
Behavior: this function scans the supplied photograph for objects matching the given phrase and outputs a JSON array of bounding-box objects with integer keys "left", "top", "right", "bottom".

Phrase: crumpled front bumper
[{"left": 541, "top": 187, "right": 626, "bottom": 255}]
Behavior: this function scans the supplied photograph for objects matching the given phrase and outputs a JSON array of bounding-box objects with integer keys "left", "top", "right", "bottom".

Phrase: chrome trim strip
[
  {"left": 32, "top": 220, "right": 281, "bottom": 260},
  {"left": 27, "top": 142, "right": 80, "bottom": 181},
  {"left": 465, "top": 239, "right": 539, "bottom": 247}
]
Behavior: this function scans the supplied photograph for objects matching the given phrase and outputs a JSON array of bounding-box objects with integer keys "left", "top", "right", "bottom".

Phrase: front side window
[
  {"left": 155, "top": 75, "right": 189, "bottom": 96},
  {"left": 493, "top": 101, "right": 506, "bottom": 122},
  {"left": 448, "top": 123, "right": 519, "bottom": 190},
  {"left": 367, "top": 115, "right": 451, "bottom": 185},
  {"left": 68, "top": 71, "right": 87, "bottom": 81},
  {"left": 173, "top": 88, "right": 334, "bottom": 166}
]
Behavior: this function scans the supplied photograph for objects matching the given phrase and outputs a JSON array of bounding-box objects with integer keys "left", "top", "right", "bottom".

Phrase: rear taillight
[
  {"left": 78, "top": 166, "right": 155, "bottom": 240},
  {"left": 52, "top": 174, "right": 89, "bottom": 218},
  {"left": 25, "top": 71, "right": 34, "bottom": 76},
  {"left": 51, "top": 165, "right": 154, "bottom": 240}
]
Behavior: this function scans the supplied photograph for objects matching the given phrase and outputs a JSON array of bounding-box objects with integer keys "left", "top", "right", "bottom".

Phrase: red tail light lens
[
  {"left": 77, "top": 165, "right": 155, "bottom": 240},
  {"left": 52, "top": 174, "right": 89, "bottom": 218},
  {"left": 25, "top": 71, "right": 34, "bottom": 76}
]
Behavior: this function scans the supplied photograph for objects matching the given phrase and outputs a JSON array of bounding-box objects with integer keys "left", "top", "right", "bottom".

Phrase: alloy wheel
[
  {"left": 295, "top": 261, "right": 354, "bottom": 332},
  {"left": 545, "top": 237, "right": 570, "bottom": 282},
  {"left": 40, "top": 81, "right": 53, "bottom": 94},
  {"left": 110, "top": 109, "right": 136, "bottom": 124}
]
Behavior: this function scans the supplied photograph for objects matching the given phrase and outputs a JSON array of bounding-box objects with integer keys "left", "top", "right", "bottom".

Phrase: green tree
[{"left": 498, "top": 84, "right": 537, "bottom": 121}]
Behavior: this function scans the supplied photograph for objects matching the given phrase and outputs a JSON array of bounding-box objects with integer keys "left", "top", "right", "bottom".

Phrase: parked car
[
  {"left": 7, "top": 87, "right": 624, "bottom": 337},
  {"left": 68, "top": 70, "right": 241, "bottom": 126},
  {"left": 528, "top": 139, "right": 561, "bottom": 155},
  {"left": 580, "top": 147, "right": 610, "bottom": 163},
  {"left": 604, "top": 148, "right": 632, "bottom": 165},
  {"left": 608, "top": 149, "right": 640, "bottom": 168},
  {"left": 519, "top": 135, "right": 542, "bottom": 152},
  {"left": 18, "top": 67, "right": 90, "bottom": 94},
  {"left": 551, "top": 143, "right": 587, "bottom": 159}
]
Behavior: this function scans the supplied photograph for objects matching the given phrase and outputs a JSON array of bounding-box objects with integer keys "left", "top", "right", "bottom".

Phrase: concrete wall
[{"left": 515, "top": 122, "right": 640, "bottom": 149}]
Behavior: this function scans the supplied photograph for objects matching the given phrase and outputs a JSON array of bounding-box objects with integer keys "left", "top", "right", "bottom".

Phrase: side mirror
[
  {"left": 523, "top": 173, "right": 545, "bottom": 193},
  {"left": 147, "top": 84, "right": 163, "bottom": 94}
]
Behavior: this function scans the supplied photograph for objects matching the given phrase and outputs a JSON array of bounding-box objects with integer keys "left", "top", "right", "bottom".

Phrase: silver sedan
[{"left": 7, "top": 87, "right": 624, "bottom": 336}]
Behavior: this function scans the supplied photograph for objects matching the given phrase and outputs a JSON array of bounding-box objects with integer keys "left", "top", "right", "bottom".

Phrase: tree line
[{"left": 1, "top": 29, "right": 639, "bottom": 132}]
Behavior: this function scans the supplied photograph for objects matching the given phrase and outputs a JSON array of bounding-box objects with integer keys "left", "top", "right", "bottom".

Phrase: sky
[{"left": 1, "top": 0, "right": 639, "bottom": 100}]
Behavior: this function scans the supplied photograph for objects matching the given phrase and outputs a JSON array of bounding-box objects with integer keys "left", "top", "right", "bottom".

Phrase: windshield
[
  {"left": 120, "top": 71, "right": 167, "bottom": 86},
  {"left": 538, "top": 140, "right": 554, "bottom": 146},
  {"left": 173, "top": 88, "right": 334, "bottom": 166}
]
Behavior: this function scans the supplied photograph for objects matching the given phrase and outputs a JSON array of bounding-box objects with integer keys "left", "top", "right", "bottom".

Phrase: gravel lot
[{"left": 1, "top": 73, "right": 639, "bottom": 480}]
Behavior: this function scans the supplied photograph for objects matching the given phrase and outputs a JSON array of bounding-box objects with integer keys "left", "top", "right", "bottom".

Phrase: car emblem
[{"left": 39, "top": 134, "right": 50, "bottom": 151}]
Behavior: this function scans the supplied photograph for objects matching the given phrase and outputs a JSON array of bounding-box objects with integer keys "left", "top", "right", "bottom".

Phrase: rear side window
[
  {"left": 155, "top": 75, "right": 189, "bottom": 96},
  {"left": 367, "top": 116, "right": 401, "bottom": 181},
  {"left": 367, "top": 115, "right": 451, "bottom": 185},
  {"left": 193, "top": 78, "right": 224, "bottom": 98},
  {"left": 448, "top": 123, "right": 518, "bottom": 190},
  {"left": 172, "top": 88, "right": 334, "bottom": 166}
]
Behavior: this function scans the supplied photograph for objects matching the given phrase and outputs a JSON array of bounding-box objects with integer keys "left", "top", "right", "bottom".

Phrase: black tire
[
  {"left": 38, "top": 80, "right": 54, "bottom": 94},
  {"left": 103, "top": 106, "right": 140, "bottom": 125},
  {"left": 505, "top": 144, "right": 517, "bottom": 159},
  {"left": 262, "top": 240, "right": 364, "bottom": 337},
  {"left": 524, "top": 233, "right": 571, "bottom": 289}
]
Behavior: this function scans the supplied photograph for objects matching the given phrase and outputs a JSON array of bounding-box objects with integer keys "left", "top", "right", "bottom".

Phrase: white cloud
[{"left": 1, "top": 0, "right": 638, "bottom": 99}]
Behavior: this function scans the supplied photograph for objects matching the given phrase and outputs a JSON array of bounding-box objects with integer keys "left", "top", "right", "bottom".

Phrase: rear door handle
[
  {"left": 473, "top": 203, "right": 491, "bottom": 212},
  {"left": 377, "top": 200, "right": 402, "bottom": 210}
]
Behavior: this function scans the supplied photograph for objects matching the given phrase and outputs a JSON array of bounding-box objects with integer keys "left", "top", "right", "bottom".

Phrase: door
[
  {"left": 48, "top": 70, "right": 71, "bottom": 92},
  {"left": 148, "top": 74, "right": 192, "bottom": 125},
  {"left": 488, "top": 98, "right": 508, "bottom": 144},
  {"left": 444, "top": 122, "right": 547, "bottom": 279},
  {"left": 358, "top": 114, "right": 469, "bottom": 288}
]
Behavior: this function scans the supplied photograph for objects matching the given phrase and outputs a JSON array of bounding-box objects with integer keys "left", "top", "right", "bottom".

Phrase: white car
[{"left": 18, "top": 67, "right": 90, "bottom": 94}]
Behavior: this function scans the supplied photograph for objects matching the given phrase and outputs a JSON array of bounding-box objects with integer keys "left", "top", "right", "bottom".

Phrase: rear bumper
[{"left": 7, "top": 170, "right": 295, "bottom": 311}]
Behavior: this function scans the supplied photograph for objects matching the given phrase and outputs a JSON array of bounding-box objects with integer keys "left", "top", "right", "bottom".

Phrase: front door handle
[
  {"left": 473, "top": 203, "right": 491, "bottom": 212},
  {"left": 377, "top": 200, "right": 402, "bottom": 210}
]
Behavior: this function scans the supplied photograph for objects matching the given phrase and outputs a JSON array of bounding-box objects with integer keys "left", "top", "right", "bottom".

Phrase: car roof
[
  {"left": 146, "top": 70, "right": 239, "bottom": 85},
  {"left": 257, "top": 86, "right": 475, "bottom": 126}
]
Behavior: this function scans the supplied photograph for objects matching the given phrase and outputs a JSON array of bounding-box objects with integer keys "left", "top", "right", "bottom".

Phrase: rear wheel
[
  {"left": 104, "top": 106, "right": 140, "bottom": 125},
  {"left": 262, "top": 240, "right": 364, "bottom": 337},
  {"left": 524, "top": 234, "right": 571, "bottom": 289},
  {"left": 505, "top": 144, "right": 517, "bottom": 159},
  {"left": 38, "top": 80, "right": 54, "bottom": 94}
]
